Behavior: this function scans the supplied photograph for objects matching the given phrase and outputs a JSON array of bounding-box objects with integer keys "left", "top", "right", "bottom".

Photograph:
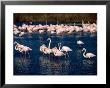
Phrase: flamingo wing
[
  {"left": 86, "top": 53, "right": 96, "bottom": 58},
  {"left": 77, "top": 40, "right": 84, "bottom": 44},
  {"left": 61, "top": 46, "right": 72, "bottom": 52}
]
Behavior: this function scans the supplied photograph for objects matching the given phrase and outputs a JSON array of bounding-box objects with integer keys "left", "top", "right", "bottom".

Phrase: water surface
[{"left": 14, "top": 32, "right": 97, "bottom": 75}]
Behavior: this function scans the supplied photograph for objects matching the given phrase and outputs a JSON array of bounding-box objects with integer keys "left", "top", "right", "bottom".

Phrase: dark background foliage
[{"left": 14, "top": 13, "right": 97, "bottom": 23}]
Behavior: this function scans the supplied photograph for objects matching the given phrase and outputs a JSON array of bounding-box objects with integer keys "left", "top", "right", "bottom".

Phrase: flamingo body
[
  {"left": 82, "top": 48, "right": 96, "bottom": 59},
  {"left": 77, "top": 40, "right": 84, "bottom": 45},
  {"left": 61, "top": 46, "right": 72, "bottom": 52}
]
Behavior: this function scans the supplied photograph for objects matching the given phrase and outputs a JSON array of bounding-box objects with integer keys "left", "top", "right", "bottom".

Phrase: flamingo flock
[
  {"left": 13, "top": 21, "right": 97, "bottom": 37},
  {"left": 39, "top": 38, "right": 96, "bottom": 59},
  {"left": 14, "top": 21, "right": 96, "bottom": 59},
  {"left": 40, "top": 38, "right": 72, "bottom": 57},
  {"left": 14, "top": 38, "right": 96, "bottom": 59}
]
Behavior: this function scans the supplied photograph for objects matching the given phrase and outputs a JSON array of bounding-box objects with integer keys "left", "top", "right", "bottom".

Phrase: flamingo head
[
  {"left": 47, "top": 38, "right": 51, "bottom": 42},
  {"left": 14, "top": 41, "right": 18, "bottom": 44},
  {"left": 82, "top": 48, "right": 86, "bottom": 51}
]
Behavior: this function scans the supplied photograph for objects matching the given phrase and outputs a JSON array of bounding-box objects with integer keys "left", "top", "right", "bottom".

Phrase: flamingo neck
[
  {"left": 48, "top": 39, "right": 51, "bottom": 49},
  {"left": 58, "top": 43, "right": 61, "bottom": 50},
  {"left": 15, "top": 44, "right": 18, "bottom": 50},
  {"left": 14, "top": 41, "right": 18, "bottom": 45},
  {"left": 83, "top": 49, "right": 86, "bottom": 58}
]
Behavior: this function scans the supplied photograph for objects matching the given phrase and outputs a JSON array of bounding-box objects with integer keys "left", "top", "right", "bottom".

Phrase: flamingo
[
  {"left": 53, "top": 49, "right": 64, "bottom": 57},
  {"left": 44, "top": 38, "right": 53, "bottom": 54},
  {"left": 50, "top": 30, "right": 56, "bottom": 35},
  {"left": 52, "top": 47, "right": 64, "bottom": 57},
  {"left": 40, "top": 44, "right": 50, "bottom": 55},
  {"left": 19, "top": 32, "right": 25, "bottom": 37},
  {"left": 14, "top": 41, "right": 32, "bottom": 58},
  {"left": 40, "top": 44, "right": 47, "bottom": 52},
  {"left": 13, "top": 28, "right": 20, "bottom": 35},
  {"left": 61, "top": 46, "right": 72, "bottom": 52},
  {"left": 52, "top": 43, "right": 65, "bottom": 57},
  {"left": 43, "top": 48, "right": 52, "bottom": 54},
  {"left": 82, "top": 48, "right": 96, "bottom": 59},
  {"left": 51, "top": 47, "right": 58, "bottom": 53},
  {"left": 21, "top": 46, "right": 32, "bottom": 58},
  {"left": 40, "top": 38, "right": 52, "bottom": 55},
  {"left": 77, "top": 40, "right": 84, "bottom": 45},
  {"left": 58, "top": 43, "right": 72, "bottom": 57},
  {"left": 14, "top": 41, "right": 23, "bottom": 51},
  {"left": 47, "top": 38, "right": 52, "bottom": 49},
  {"left": 39, "top": 30, "right": 45, "bottom": 34}
]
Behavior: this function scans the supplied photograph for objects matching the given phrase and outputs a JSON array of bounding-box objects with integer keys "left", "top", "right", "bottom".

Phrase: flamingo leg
[
  {"left": 66, "top": 52, "right": 70, "bottom": 58},
  {"left": 25, "top": 51, "right": 26, "bottom": 59},
  {"left": 48, "top": 54, "right": 50, "bottom": 60},
  {"left": 28, "top": 52, "right": 30, "bottom": 58},
  {"left": 43, "top": 52, "right": 45, "bottom": 55},
  {"left": 27, "top": 52, "right": 29, "bottom": 58},
  {"left": 64, "top": 54, "right": 67, "bottom": 59}
]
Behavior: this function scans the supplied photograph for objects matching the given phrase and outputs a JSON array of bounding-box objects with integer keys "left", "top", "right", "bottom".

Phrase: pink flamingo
[
  {"left": 39, "top": 38, "right": 52, "bottom": 55},
  {"left": 14, "top": 41, "right": 32, "bottom": 58}
]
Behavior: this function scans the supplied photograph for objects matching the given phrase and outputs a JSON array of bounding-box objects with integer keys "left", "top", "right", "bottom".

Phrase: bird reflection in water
[
  {"left": 14, "top": 57, "right": 32, "bottom": 74},
  {"left": 82, "top": 59, "right": 94, "bottom": 67},
  {"left": 81, "top": 59, "right": 96, "bottom": 75},
  {"left": 39, "top": 55, "right": 70, "bottom": 75}
]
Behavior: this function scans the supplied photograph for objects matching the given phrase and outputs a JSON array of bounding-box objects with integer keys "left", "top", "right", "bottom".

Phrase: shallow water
[{"left": 14, "top": 32, "right": 97, "bottom": 75}]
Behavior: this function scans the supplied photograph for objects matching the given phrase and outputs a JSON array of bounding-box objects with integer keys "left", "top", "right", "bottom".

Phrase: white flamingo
[
  {"left": 77, "top": 40, "right": 84, "bottom": 46},
  {"left": 44, "top": 38, "right": 53, "bottom": 54},
  {"left": 61, "top": 46, "right": 72, "bottom": 52},
  {"left": 82, "top": 48, "right": 96, "bottom": 59},
  {"left": 47, "top": 38, "right": 51, "bottom": 49},
  {"left": 39, "top": 30, "right": 45, "bottom": 34},
  {"left": 58, "top": 43, "right": 72, "bottom": 57},
  {"left": 14, "top": 41, "right": 23, "bottom": 51}
]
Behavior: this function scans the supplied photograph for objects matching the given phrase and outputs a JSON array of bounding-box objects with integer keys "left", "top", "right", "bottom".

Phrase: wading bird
[
  {"left": 77, "top": 40, "right": 84, "bottom": 47},
  {"left": 52, "top": 43, "right": 65, "bottom": 57},
  {"left": 59, "top": 43, "right": 72, "bottom": 57},
  {"left": 14, "top": 41, "right": 32, "bottom": 58},
  {"left": 40, "top": 38, "right": 52, "bottom": 55},
  {"left": 82, "top": 48, "right": 96, "bottom": 59}
]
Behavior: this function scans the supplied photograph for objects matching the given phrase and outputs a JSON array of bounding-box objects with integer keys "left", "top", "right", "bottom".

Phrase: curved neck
[
  {"left": 58, "top": 43, "right": 61, "bottom": 50},
  {"left": 14, "top": 41, "right": 18, "bottom": 44},
  {"left": 83, "top": 49, "right": 86, "bottom": 58},
  {"left": 48, "top": 39, "right": 51, "bottom": 49}
]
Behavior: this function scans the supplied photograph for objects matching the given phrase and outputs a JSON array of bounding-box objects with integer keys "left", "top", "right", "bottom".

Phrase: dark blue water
[{"left": 14, "top": 32, "right": 97, "bottom": 75}]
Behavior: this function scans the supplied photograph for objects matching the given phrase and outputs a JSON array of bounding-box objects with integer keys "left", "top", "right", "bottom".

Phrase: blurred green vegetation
[{"left": 14, "top": 13, "right": 97, "bottom": 23}]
